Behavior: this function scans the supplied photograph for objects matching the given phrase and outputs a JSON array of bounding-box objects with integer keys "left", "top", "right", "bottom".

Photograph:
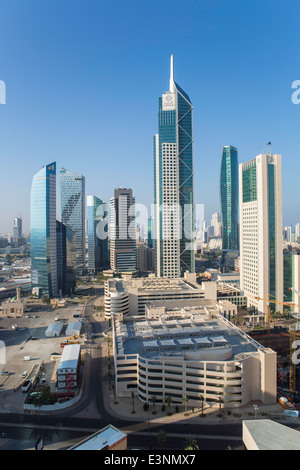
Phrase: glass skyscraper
[
  {"left": 154, "top": 55, "right": 194, "bottom": 278},
  {"left": 220, "top": 145, "right": 239, "bottom": 263},
  {"left": 239, "top": 154, "right": 283, "bottom": 316},
  {"left": 87, "top": 195, "right": 109, "bottom": 272},
  {"left": 110, "top": 187, "right": 137, "bottom": 272},
  {"left": 60, "top": 168, "right": 86, "bottom": 275},
  {"left": 56, "top": 221, "right": 76, "bottom": 296},
  {"left": 30, "top": 162, "right": 57, "bottom": 297}
]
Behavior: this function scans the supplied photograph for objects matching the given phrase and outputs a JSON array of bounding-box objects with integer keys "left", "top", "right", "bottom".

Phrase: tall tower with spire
[{"left": 154, "top": 55, "right": 194, "bottom": 278}]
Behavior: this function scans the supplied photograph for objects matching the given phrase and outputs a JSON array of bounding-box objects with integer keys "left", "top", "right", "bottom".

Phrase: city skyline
[{"left": 0, "top": 0, "right": 300, "bottom": 233}]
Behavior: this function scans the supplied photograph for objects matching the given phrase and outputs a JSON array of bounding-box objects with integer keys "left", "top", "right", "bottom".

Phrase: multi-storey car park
[{"left": 111, "top": 305, "right": 277, "bottom": 409}]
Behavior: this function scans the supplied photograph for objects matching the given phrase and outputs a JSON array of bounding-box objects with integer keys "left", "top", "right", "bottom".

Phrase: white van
[
  {"left": 22, "top": 356, "right": 31, "bottom": 361},
  {"left": 21, "top": 379, "right": 31, "bottom": 393}
]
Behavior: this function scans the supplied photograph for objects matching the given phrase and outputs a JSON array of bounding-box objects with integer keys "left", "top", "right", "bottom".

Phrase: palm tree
[
  {"left": 182, "top": 395, "right": 189, "bottom": 416},
  {"left": 199, "top": 394, "right": 204, "bottom": 415},
  {"left": 165, "top": 395, "right": 173, "bottom": 415},
  {"left": 150, "top": 395, "right": 157, "bottom": 415},
  {"left": 157, "top": 430, "right": 167, "bottom": 449},
  {"left": 184, "top": 435, "right": 199, "bottom": 451}
]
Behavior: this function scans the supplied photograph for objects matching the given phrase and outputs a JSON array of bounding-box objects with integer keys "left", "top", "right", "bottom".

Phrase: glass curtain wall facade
[
  {"left": 154, "top": 55, "right": 194, "bottom": 278},
  {"left": 87, "top": 195, "right": 109, "bottom": 272},
  {"left": 239, "top": 154, "right": 283, "bottom": 316},
  {"left": 220, "top": 146, "right": 239, "bottom": 263},
  {"left": 110, "top": 188, "right": 137, "bottom": 272},
  {"left": 60, "top": 168, "right": 86, "bottom": 276},
  {"left": 30, "top": 162, "right": 57, "bottom": 297},
  {"left": 56, "top": 221, "right": 76, "bottom": 296}
]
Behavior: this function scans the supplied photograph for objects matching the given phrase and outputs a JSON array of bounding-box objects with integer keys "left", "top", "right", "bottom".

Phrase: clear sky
[{"left": 0, "top": 0, "right": 299, "bottom": 234}]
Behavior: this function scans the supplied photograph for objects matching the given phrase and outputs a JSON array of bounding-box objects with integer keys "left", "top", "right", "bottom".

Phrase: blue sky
[{"left": 0, "top": 0, "right": 299, "bottom": 233}]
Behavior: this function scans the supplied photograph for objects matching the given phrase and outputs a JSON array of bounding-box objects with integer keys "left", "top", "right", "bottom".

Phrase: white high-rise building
[
  {"left": 239, "top": 154, "right": 283, "bottom": 316},
  {"left": 211, "top": 212, "right": 222, "bottom": 237}
]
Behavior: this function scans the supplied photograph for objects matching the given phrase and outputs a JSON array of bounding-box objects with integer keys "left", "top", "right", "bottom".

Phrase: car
[
  {"left": 30, "top": 336, "right": 37, "bottom": 340},
  {"left": 22, "top": 371, "right": 28, "bottom": 378},
  {"left": 22, "top": 356, "right": 31, "bottom": 361},
  {"left": 51, "top": 352, "right": 59, "bottom": 356},
  {"left": 1, "top": 371, "right": 10, "bottom": 376},
  {"left": 29, "top": 391, "right": 43, "bottom": 398},
  {"left": 22, "top": 379, "right": 31, "bottom": 393}
]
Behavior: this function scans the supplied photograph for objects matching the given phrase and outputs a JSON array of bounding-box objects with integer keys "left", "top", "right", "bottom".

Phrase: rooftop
[
  {"left": 70, "top": 425, "right": 127, "bottom": 450},
  {"left": 114, "top": 309, "right": 262, "bottom": 360}
]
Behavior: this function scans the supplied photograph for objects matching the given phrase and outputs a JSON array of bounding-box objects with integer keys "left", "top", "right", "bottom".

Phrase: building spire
[{"left": 170, "top": 54, "right": 175, "bottom": 93}]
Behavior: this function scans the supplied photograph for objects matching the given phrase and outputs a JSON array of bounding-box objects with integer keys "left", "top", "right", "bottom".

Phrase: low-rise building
[
  {"left": 112, "top": 306, "right": 277, "bottom": 409},
  {"left": 57, "top": 343, "right": 81, "bottom": 391},
  {"left": 69, "top": 425, "right": 127, "bottom": 450}
]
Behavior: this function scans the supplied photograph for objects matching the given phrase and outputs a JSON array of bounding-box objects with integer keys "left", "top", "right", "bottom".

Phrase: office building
[
  {"left": 283, "top": 252, "right": 300, "bottom": 312},
  {"left": 110, "top": 187, "right": 137, "bottom": 273},
  {"left": 220, "top": 146, "right": 239, "bottom": 264},
  {"left": 60, "top": 168, "right": 86, "bottom": 275},
  {"left": 239, "top": 154, "right": 283, "bottom": 315},
  {"left": 154, "top": 55, "right": 194, "bottom": 278},
  {"left": 87, "top": 195, "right": 109, "bottom": 272},
  {"left": 56, "top": 221, "right": 76, "bottom": 296},
  {"left": 30, "top": 162, "right": 58, "bottom": 298},
  {"left": 211, "top": 212, "right": 222, "bottom": 237},
  {"left": 13, "top": 217, "right": 22, "bottom": 242}
]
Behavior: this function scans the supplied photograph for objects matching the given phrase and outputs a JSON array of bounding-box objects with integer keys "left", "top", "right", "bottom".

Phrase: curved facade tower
[
  {"left": 154, "top": 55, "right": 194, "bottom": 278},
  {"left": 60, "top": 168, "right": 86, "bottom": 275},
  {"left": 30, "top": 162, "right": 57, "bottom": 297},
  {"left": 220, "top": 145, "right": 239, "bottom": 262}
]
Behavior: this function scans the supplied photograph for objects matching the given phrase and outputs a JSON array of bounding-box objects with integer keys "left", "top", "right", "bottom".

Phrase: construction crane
[{"left": 255, "top": 295, "right": 298, "bottom": 325}]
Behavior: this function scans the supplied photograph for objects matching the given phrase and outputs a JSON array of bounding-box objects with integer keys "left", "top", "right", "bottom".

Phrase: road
[{"left": 0, "top": 292, "right": 296, "bottom": 450}]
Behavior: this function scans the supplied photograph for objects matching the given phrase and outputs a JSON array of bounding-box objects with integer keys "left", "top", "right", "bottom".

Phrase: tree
[
  {"left": 199, "top": 394, "right": 204, "bottom": 415},
  {"left": 157, "top": 430, "right": 167, "bottom": 449},
  {"left": 165, "top": 395, "right": 173, "bottom": 415},
  {"left": 182, "top": 395, "right": 189, "bottom": 416},
  {"left": 184, "top": 435, "right": 199, "bottom": 451},
  {"left": 150, "top": 395, "right": 157, "bottom": 415}
]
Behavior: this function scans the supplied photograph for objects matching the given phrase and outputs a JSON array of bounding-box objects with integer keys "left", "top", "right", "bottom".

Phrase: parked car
[
  {"left": 22, "top": 371, "right": 28, "bottom": 378},
  {"left": 1, "top": 371, "right": 10, "bottom": 376},
  {"left": 22, "top": 356, "right": 31, "bottom": 361}
]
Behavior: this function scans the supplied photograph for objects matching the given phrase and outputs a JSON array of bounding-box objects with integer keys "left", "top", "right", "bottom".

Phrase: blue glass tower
[
  {"left": 154, "top": 55, "right": 194, "bottom": 278},
  {"left": 30, "top": 162, "right": 57, "bottom": 297},
  {"left": 220, "top": 145, "right": 239, "bottom": 263},
  {"left": 60, "top": 168, "right": 86, "bottom": 275}
]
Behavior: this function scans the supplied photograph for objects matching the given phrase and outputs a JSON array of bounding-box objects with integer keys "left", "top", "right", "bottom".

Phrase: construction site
[{"left": 248, "top": 288, "right": 300, "bottom": 411}]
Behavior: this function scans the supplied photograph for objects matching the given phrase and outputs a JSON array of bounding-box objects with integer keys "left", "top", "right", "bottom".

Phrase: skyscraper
[
  {"left": 13, "top": 217, "right": 22, "bottom": 242},
  {"left": 110, "top": 187, "right": 136, "bottom": 272},
  {"left": 56, "top": 221, "right": 76, "bottom": 296},
  {"left": 154, "top": 55, "right": 194, "bottom": 278},
  {"left": 87, "top": 195, "right": 109, "bottom": 272},
  {"left": 30, "top": 162, "right": 57, "bottom": 297},
  {"left": 239, "top": 153, "right": 283, "bottom": 315},
  {"left": 220, "top": 145, "right": 239, "bottom": 260},
  {"left": 60, "top": 168, "right": 86, "bottom": 275}
]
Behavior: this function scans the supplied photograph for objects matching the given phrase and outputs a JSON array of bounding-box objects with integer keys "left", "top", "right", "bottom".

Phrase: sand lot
[{"left": 0, "top": 300, "right": 88, "bottom": 413}]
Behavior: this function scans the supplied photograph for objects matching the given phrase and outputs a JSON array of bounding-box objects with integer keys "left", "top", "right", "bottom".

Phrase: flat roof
[
  {"left": 243, "top": 420, "right": 300, "bottom": 450},
  {"left": 57, "top": 344, "right": 80, "bottom": 371},
  {"left": 115, "top": 313, "right": 261, "bottom": 360},
  {"left": 71, "top": 425, "right": 127, "bottom": 450}
]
